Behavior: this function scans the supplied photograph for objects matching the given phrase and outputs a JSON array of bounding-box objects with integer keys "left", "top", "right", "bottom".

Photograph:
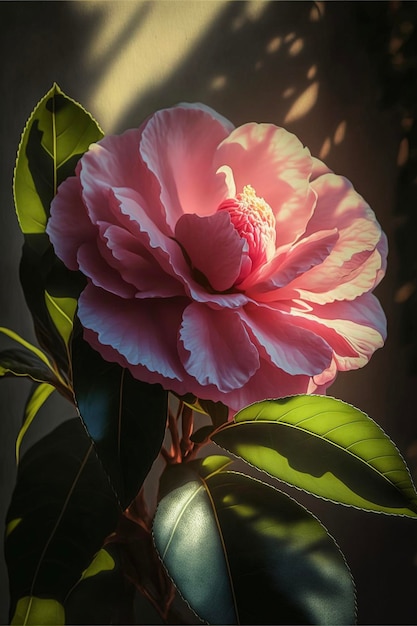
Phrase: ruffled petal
[
  {"left": 77, "top": 240, "right": 136, "bottom": 298},
  {"left": 79, "top": 283, "right": 188, "bottom": 381},
  {"left": 47, "top": 174, "right": 96, "bottom": 270},
  {"left": 239, "top": 304, "right": 332, "bottom": 376},
  {"left": 175, "top": 211, "right": 245, "bottom": 292},
  {"left": 100, "top": 223, "right": 185, "bottom": 298},
  {"left": 277, "top": 293, "right": 386, "bottom": 371},
  {"left": 223, "top": 358, "right": 314, "bottom": 413},
  {"left": 214, "top": 123, "right": 316, "bottom": 247},
  {"left": 139, "top": 104, "right": 233, "bottom": 231},
  {"left": 277, "top": 173, "right": 387, "bottom": 303},
  {"left": 241, "top": 228, "right": 339, "bottom": 294},
  {"left": 110, "top": 187, "right": 249, "bottom": 309},
  {"left": 178, "top": 303, "right": 260, "bottom": 392}
]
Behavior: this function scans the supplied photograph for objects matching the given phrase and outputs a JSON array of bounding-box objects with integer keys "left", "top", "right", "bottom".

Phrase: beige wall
[{"left": 1, "top": 2, "right": 415, "bottom": 623}]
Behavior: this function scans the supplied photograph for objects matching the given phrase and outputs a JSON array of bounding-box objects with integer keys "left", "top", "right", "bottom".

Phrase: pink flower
[{"left": 47, "top": 103, "right": 387, "bottom": 412}]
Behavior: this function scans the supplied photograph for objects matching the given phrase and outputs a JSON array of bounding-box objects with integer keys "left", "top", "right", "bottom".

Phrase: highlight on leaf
[
  {"left": 10, "top": 596, "right": 65, "bottom": 626},
  {"left": 212, "top": 395, "right": 417, "bottom": 517},
  {"left": 0, "top": 326, "right": 70, "bottom": 400},
  {"left": 153, "top": 459, "right": 356, "bottom": 625},
  {"left": 15, "top": 382, "right": 55, "bottom": 464},
  {"left": 14, "top": 83, "right": 104, "bottom": 235},
  {"left": 44, "top": 292, "right": 77, "bottom": 350}
]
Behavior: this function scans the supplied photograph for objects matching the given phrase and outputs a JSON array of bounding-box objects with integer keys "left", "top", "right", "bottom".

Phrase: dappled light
[
  {"left": 333, "top": 120, "right": 347, "bottom": 146},
  {"left": 397, "top": 137, "right": 409, "bottom": 167},
  {"left": 288, "top": 37, "right": 304, "bottom": 57},
  {"left": 266, "top": 35, "right": 282, "bottom": 54},
  {"left": 284, "top": 81, "right": 319, "bottom": 124},
  {"left": 71, "top": 1, "right": 226, "bottom": 131},
  {"left": 209, "top": 74, "right": 228, "bottom": 91}
]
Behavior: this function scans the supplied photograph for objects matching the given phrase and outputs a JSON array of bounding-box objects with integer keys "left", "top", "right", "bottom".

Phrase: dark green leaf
[
  {"left": 64, "top": 545, "right": 136, "bottom": 625},
  {"left": 14, "top": 83, "right": 103, "bottom": 234},
  {"left": 199, "top": 398, "right": 229, "bottom": 428},
  {"left": 16, "top": 382, "right": 55, "bottom": 464},
  {"left": 0, "top": 347, "right": 57, "bottom": 385},
  {"left": 19, "top": 236, "right": 85, "bottom": 381},
  {"left": 5, "top": 418, "right": 119, "bottom": 622},
  {"left": 212, "top": 396, "right": 417, "bottom": 517},
  {"left": 153, "top": 460, "right": 355, "bottom": 625},
  {"left": 71, "top": 325, "right": 168, "bottom": 508}
]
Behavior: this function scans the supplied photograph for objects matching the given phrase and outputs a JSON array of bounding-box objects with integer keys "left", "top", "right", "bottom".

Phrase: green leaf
[
  {"left": 0, "top": 327, "right": 55, "bottom": 372},
  {"left": 0, "top": 327, "right": 70, "bottom": 403},
  {"left": 71, "top": 325, "right": 168, "bottom": 508},
  {"left": 0, "top": 347, "right": 57, "bottom": 384},
  {"left": 19, "top": 237, "right": 85, "bottom": 382},
  {"left": 11, "top": 596, "right": 65, "bottom": 625},
  {"left": 44, "top": 292, "right": 77, "bottom": 349},
  {"left": 153, "top": 461, "right": 355, "bottom": 625},
  {"left": 14, "top": 83, "right": 103, "bottom": 235},
  {"left": 64, "top": 543, "right": 136, "bottom": 625},
  {"left": 5, "top": 418, "right": 119, "bottom": 622},
  {"left": 80, "top": 548, "right": 115, "bottom": 581},
  {"left": 212, "top": 395, "right": 417, "bottom": 517},
  {"left": 16, "top": 382, "right": 55, "bottom": 464}
]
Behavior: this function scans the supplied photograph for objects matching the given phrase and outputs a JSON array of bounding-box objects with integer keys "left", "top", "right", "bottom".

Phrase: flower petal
[
  {"left": 140, "top": 104, "right": 233, "bottom": 231},
  {"left": 47, "top": 174, "right": 96, "bottom": 270},
  {"left": 179, "top": 303, "right": 260, "bottom": 392},
  {"left": 239, "top": 304, "right": 333, "bottom": 376},
  {"left": 241, "top": 228, "right": 339, "bottom": 294},
  {"left": 279, "top": 293, "right": 386, "bottom": 370},
  {"left": 214, "top": 123, "right": 316, "bottom": 247},
  {"left": 100, "top": 223, "right": 184, "bottom": 298},
  {"left": 110, "top": 187, "right": 249, "bottom": 309},
  {"left": 224, "top": 358, "right": 314, "bottom": 413},
  {"left": 77, "top": 240, "right": 136, "bottom": 298},
  {"left": 278, "top": 173, "right": 387, "bottom": 303},
  {"left": 175, "top": 211, "right": 245, "bottom": 292},
  {"left": 79, "top": 283, "right": 188, "bottom": 380}
]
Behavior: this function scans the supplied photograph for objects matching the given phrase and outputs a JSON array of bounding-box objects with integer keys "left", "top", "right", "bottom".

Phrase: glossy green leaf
[
  {"left": 16, "top": 382, "right": 55, "bottom": 463},
  {"left": 64, "top": 543, "right": 136, "bottom": 625},
  {"left": 80, "top": 548, "right": 115, "bottom": 581},
  {"left": 5, "top": 418, "right": 119, "bottom": 622},
  {"left": 19, "top": 237, "right": 85, "bottom": 382},
  {"left": 14, "top": 83, "right": 103, "bottom": 234},
  {"left": 153, "top": 461, "right": 355, "bottom": 625},
  {"left": 0, "top": 327, "right": 55, "bottom": 372},
  {"left": 11, "top": 596, "right": 65, "bottom": 625},
  {"left": 71, "top": 326, "right": 168, "bottom": 508},
  {"left": 0, "top": 346, "right": 56, "bottom": 384},
  {"left": 44, "top": 292, "right": 77, "bottom": 349},
  {"left": 213, "top": 396, "right": 417, "bottom": 517}
]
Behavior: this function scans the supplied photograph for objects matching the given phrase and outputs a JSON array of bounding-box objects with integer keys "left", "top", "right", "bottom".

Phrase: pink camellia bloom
[{"left": 47, "top": 103, "right": 387, "bottom": 412}]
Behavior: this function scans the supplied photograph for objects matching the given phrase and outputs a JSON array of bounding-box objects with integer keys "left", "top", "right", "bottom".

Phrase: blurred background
[{"left": 1, "top": 1, "right": 417, "bottom": 623}]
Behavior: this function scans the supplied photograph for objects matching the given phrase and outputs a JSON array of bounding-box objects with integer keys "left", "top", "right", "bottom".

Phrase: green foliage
[
  {"left": 5, "top": 418, "right": 119, "bottom": 624},
  {"left": 15, "top": 382, "right": 55, "bottom": 463},
  {"left": 64, "top": 545, "right": 137, "bottom": 625},
  {"left": 44, "top": 292, "right": 77, "bottom": 350},
  {"left": 19, "top": 237, "right": 84, "bottom": 383},
  {"left": 13, "top": 83, "right": 102, "bottom": 378},
  {"left": 14, "top": 83, "right": 103, "bottom": 235},
  {"left": 71, "top": 325, "right": 168, "bottom": 509},
  {"left": 213, "top": 396, "right": 417, "bottom": 517},
  {"left": 154, "top": 457, "right": 356, "bottom": 625},
  {"left": 10, "top": 597, "right": 65, "bottom": 625},
  {"left": 0, "top": 326, "right": 56, "bottom": 379}
]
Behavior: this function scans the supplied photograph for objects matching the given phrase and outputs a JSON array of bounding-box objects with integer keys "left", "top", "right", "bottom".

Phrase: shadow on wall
[{"left": 1, "top": 1, "right": 417, "bottom": 624}]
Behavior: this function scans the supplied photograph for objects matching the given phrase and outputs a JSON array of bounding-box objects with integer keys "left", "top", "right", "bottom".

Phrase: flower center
[{"left": 218, "top": 184, "right": 276, "bottom": 282}]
